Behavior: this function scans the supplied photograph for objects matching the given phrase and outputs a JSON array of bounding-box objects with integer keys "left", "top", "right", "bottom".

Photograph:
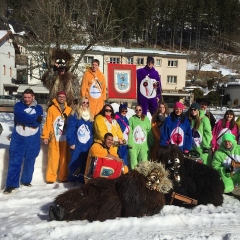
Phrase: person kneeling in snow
[
  {"left": 212, "top": 133, "right": 240, "bottom": 194},
  {"left": 84, "top": 132, "right": 125, "bottom": 183}
]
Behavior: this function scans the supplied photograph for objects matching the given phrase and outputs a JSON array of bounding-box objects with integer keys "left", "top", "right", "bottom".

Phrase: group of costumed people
[{"left": 8, "top": 47, "right": 240, "bottom": 220}]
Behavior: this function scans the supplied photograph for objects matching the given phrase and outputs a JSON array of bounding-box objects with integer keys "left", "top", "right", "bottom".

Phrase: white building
[{"left": 0, "top": 30, "right": 18, "bottom": 95}]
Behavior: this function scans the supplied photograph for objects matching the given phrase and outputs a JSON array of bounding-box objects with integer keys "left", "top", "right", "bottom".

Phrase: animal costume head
[
  {"left": 134, "top": 161, "right": 172, "bottom": 193},
  {"left": 50, "top": 48, "right": 74, "bottom": 72},
  {"left": 42, "top": 48, "right": 78, "bottom": 107}
]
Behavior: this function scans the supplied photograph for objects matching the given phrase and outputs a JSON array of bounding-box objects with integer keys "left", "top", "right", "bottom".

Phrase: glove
[
  {"left": 203, "top": 148, "right": 209, "bottom": 154},
  {"left": 225, "top": 166, "right": 234, "bottom": 173},
  {"left": 183, "top": 150, "right": 189, "bottom": 154},
  {"left": 36, "top": 115, "right": 43, "bottom": 123}
]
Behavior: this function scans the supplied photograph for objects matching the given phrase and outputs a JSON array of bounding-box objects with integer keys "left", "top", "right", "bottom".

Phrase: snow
[
  {"left": 187, "top": 61, "right": 238, "bottom": 77},
  {"left": 1, "top": 109, "right": 240, "bottom": 239}
]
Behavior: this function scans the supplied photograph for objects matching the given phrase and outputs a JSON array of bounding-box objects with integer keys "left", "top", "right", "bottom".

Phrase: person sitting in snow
[
  {"left": 3, "top": 88, "right": 43, "bottom": 194},
  {"left": 212, "top": 133, "right": 240, "bottom": 194},
  {"left": 84, "top": 132, "right": 125, "bottom": 183}
]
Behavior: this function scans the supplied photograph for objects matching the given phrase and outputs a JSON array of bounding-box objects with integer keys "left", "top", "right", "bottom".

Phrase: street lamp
[{"left": 218, "top": 82, "right": 228, "bottom": 110}]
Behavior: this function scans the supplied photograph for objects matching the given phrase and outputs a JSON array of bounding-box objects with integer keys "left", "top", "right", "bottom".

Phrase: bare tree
[
  {"left": 16, "top": 0, "right": 126, "bottom": 77},
  {"left": 189, "top": 39, "right": 217, "bottom": 79}
]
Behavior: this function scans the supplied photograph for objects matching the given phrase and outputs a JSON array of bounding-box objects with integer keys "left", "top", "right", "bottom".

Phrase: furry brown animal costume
[
  {"left": 49, "top": 161, "right": 172, "bottom": 222},
  {"left": 157, "top": 144, "right": 224, "bottom": 207},
  {"left": 42, "top": 48, "right": 80, "bottom": 107}
]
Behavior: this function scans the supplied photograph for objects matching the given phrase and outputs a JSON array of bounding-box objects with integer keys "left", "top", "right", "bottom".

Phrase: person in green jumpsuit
[
  {"left": 187, "top": 102, "right": 212, "bottom": 165},
  {"left": 212, "top": 133, "right": 240, "bottom": 193},
  {"left": 128, "top": 105, "right": 154, "bottom": 169}
]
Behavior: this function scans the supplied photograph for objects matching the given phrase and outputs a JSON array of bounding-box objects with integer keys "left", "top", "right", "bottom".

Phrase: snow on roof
[
  {"left": 0, "top": 30, "right": 10, "bottom": 41},
  {"left": 71, "top": 45, "right": 187, "bottom": 57}
]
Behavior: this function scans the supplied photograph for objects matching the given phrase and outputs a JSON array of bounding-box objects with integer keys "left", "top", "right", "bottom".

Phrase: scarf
[
  {"left": 82, "top": 110, "right": 90, "bottom": 121},
  {"left": 105, "top": 115, "right": 113, "bottom": 123}
]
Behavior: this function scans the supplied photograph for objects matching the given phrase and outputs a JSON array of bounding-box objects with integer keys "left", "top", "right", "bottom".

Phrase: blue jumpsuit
[
  {"left": 66, "top": 114, "right": 93, "bottom": 183},
  {"left": 6, "top": 100, "right": 43, "bottom": 188}
]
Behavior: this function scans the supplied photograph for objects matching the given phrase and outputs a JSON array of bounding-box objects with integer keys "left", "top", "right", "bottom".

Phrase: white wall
[{"left": 0, "top": 37, "right": 17, "bottom": 94}]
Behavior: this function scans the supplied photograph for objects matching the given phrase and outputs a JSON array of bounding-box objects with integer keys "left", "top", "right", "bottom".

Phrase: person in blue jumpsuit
[
  {"left": 4, "top": 88, "right": 43, "bottom": 194},
  {"left": 66, "top": 97, "right": 93, "bottom": 184}
]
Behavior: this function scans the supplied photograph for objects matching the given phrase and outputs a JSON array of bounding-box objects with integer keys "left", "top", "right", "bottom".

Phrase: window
[
  {"left": 137, "top": 58, "right": 144, "bottom": 65},
  {"left": 156, "top": 59, "right": 161, "bottom": 66},
  {"left": 110, "top": 57, "right": 120, "bottom": 64},
  {"left": 3, "top": 65, "right": 6, "bottom": 75},
  {"left": 84, "top": 56, "right": 94, "bottom": 64},
  {"left": 168, "top": 60, "right": 178, "bottom": 67},
  {"left": 127, "top": 57, "right": 133, "bottom": 64},
  {"left": 167, "top": 76, "right": 177, "bottom": 84}
]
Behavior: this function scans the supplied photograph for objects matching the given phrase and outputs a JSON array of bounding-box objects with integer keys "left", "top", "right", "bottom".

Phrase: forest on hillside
[{"left": 2, "top": 0, "right": 240, "bottom": 53}]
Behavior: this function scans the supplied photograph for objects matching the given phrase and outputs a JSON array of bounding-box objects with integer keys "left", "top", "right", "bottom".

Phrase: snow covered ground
[{"left": 1, "top": 107, "right": 240, "bottom": 239}]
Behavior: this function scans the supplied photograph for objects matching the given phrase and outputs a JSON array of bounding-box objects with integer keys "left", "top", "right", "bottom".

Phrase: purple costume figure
[{"left": 137, "top": 56, "right": 162, "bottom": 116}]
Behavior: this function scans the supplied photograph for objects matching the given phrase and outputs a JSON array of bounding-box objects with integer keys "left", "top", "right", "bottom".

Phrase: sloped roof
[{"left": 0, "top": 30, "right": 12, "bottom": 42}]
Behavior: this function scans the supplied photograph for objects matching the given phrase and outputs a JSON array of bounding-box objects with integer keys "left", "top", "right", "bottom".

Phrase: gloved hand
[
  {"left": 225, "top": 166, "right": 234, "bottom": 173},
  {"left": 183, "top": 150, "right": 189, "bottom": 154},
  {"left": 36, "top": 115, "right": 43, "bottom": 123},
  {"left": 203, "top": 148, "right": 209, "bottom": 154}
]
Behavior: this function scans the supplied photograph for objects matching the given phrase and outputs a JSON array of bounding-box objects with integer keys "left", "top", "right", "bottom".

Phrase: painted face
[
  {"left": 23, "top": 93, "right": 34, "bottom": 106},
  {"left": 190, "top": 108, "right": 198, "bottom": 116},
  {"left": 91, "top": 62, "right": 99, "bottom": 72},
  {"left": 174, "top": 108, "right": 183, "bottom": 115},
  {"left": 224, "top": 140, "right": 232, "bottom": 149},
  {"left": 82, "top": 100, "right": 89, "bottom": 110},
  {"left": 57, "top": 94, "right": 66, "bottom": 104},
  {"left": 159, "top": 104, "right": 165, "bottom": 114},
  {"left": 135, "top": 107, "right": 142, "bottom": 117},
  {"left": 105, "top": 135, "right": 114, "bottom": 148}
]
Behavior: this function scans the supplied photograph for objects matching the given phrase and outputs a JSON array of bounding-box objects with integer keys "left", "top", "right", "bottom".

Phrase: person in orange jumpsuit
[
  {"left": 80, "top": 59, "right": 106, "bottom": 117},
  {"left": 84, "top": 133, "right": 124, "bottom": 183},
  {"left": 41, "top": 91, "right": 72, "bottom": 183}
]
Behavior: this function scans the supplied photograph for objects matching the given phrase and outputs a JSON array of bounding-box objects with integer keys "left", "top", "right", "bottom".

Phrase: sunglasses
[
  {"left": 121, "top": 110, "right": 128, "bottom": 113},
  {"left": 135, "top": 109, "right": 142, "bottom": 112},
  {"left": 82, "top": 102, "right": 89, "bottom": 105},
  {"left": 190, "top": 109, "right": 197, "bottom": 111},
  {"left": 105, "top": 109, "right": 112, "bottom": 112}
]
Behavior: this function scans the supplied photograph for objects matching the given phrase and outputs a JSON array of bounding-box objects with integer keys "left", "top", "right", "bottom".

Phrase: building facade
[{"left": 0, "top": 30, "right": 18, "bottom": 95}]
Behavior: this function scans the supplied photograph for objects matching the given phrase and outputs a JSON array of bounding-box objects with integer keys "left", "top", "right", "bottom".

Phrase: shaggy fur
[
  {"left": 51, "top": 161, "right": 172, "bottom": 221},
  {"left": 157, "top": 144, "right": 224, "bottom": 207},
  {"left": 55, "top": 178, "right": 121, "bottom": 222},
  {"left": 42, "top": 48, "right": 79, "bottom": 107},
  {"left": 115, "top": 170, "right": 166, "bottom": 217}
]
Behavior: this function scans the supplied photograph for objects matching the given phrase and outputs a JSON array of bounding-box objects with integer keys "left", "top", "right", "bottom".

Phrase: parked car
[
  {"left": 0, "top": 95, "right": 18, "bottom": 106},
  {"left": 10, "top": 94, "right": 22, "bottom": 100}
]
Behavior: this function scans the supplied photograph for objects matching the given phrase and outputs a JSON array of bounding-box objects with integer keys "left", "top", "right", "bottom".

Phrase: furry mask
[{"left": 134, "top": 161, "right": 172, "bottom": 194}]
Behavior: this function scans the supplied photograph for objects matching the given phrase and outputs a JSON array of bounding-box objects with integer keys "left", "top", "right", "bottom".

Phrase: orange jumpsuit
[
  {"left": 41, "top": 98, "right": 72, "bottom": 182},
  {"left": 80, "top": 68, "right": 106, "bottom": 117},
  {"left": 84, "top": 143, "right": 119, "bottom": 183}
]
